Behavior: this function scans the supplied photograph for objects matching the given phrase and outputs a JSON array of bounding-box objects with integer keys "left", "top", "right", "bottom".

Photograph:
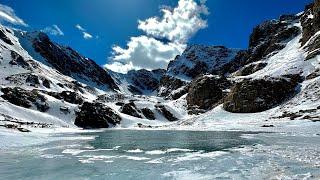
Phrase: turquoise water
[{"left": 0, "top": 130, "right": 319, "bottom": 179}]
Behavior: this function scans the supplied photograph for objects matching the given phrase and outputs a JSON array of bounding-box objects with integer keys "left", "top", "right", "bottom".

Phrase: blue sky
[{"left": 0, "top": 0, "right": 312, "bottom": 73}]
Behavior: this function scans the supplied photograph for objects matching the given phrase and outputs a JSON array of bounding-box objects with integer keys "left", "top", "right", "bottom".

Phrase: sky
[{"left": 0, "top": 0, "right": 312, "bottom": 73}]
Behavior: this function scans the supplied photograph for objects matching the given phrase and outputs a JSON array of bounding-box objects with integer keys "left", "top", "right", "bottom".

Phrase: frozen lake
[{"left": 0, "top": 130, "right": 319, "bottom": 179}]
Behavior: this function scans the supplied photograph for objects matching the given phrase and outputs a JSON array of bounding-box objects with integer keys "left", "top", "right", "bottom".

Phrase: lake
[{"left": 0, "top": 130, "right": 319, "bottom": 179}]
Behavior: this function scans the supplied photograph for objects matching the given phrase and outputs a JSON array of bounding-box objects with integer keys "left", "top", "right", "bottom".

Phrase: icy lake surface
[{"left": 0, "top": 130, "right": 319, "bottom": 180}]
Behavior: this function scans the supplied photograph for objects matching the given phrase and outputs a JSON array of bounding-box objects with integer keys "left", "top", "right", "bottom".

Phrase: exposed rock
[
  {"left": 167, "top": 45, "right": 239, "bottom": 78},
  {"left": 248, "top": 20, "right": 300, "bottom": 63},
  {"left": 60, "top": 106, "right": 70, "bottom": 114},
  {"left": 25, "top": 74, "right": 40, "bottom": 87},
  {"left": 141, "top": 108, "right": 156, "bottom": 120},
  {"left": 223, "top": 77, "right": 299, "bottom": 113},
  {"left": 0, "top": 28, "right": 13, "bottom": 45},
  {"left": 120, "top": 102, "right": 142, "bottom": 118},
  {"left": 187, "top": 75, "right": 230, "bottom": 110},
  {"left": 9, "top": 51, "right": 30, "bottom": 69},
  {"left": 42, "top": 78, "right": 51, "bottom": 88},
  {"left": 46, "top": 91, "right": 84, "bottom": 105},
  {"left": 155, "top": 104, "right": 178, "bottom": 121},
  {"left": 75, "top": 102, "right": 121, "bottom": 129},
  {"left": 170, "top": 85, "right": 190, "bottom": 100},
  {"left": 301, "top": 3, "right": 320, "bottom": 45},
  {"left": 158, "top": 75, "right": 187, "bottom": 98},
  {"left": 29, "top": 32, "right": 119, "bottom": 90},
  {"left": 1, "top": 87, "right": 49, "bottom": 112},
  {"left": 236, "top": 62, "right": 268, "bottom": 76},
  {"left": 126, "top": 69, "right": 165, "bottom": 94}
]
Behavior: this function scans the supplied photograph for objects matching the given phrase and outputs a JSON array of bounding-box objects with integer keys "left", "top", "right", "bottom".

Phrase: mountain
[
  {"left": 167, "top": 45, "right": 239, "bottom": 80},
  {"left": 0, "top": 1, "right": 320, "bottom": 132}
]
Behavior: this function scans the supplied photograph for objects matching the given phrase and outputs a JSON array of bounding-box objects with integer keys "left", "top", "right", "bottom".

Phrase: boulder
[
  {"left": 155, "top": 104, "right": 178, "bottom": 121},
  {"left": 223, "top": 77, "right": 299, "bottom": 113},
  {"left": 120, "top": 102, "right": 142, "bottom": 118},
  {"left": 9, "top": 51, "right": 30, "bottom": 69},
  {"left": 75, "top": 102, "right": 121, "bottom": 129},
  {"left": 46, "top": 91, "right": 84, "bottom": 104},
  {"left": 1, "top": 87, "right": 49, "bottom": 112},
  {"left": 187, "top": 75, "right": 230, "bottom": 110},
  {"left": 141, "top": 108, "right": 156, "bottom": 120}
]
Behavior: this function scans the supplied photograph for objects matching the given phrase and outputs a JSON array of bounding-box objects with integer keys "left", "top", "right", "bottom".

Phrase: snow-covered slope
[{"left": 1, "top": 1, "right": 320, "bottom": 133}]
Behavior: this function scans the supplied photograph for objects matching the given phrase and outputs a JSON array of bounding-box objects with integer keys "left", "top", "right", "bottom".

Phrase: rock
[
  {"left": 187, "top": 75, "right": 230, "bottom": 110},
  {"left": 17, "top": 127, "right": 31, "bottom": 132},
  {"left": 1, "top": 87, "right": 49, "bottom": 112},
  {"left": 261, "top": 125, "right": 275, "bottom": 128},
  {"left": 155, "top": 104, "right": 178, "bottom": 121},
  {"left": 0, "top": 28, "right": 13, "bottom": 45},
  {"left": 223, "top": 77, "right": 299, "bottom": 113},
  {"left": 25, "top": 74, "right": 40, "bottom": 87},
  {"left": 137, "top": 123, "right": 152, "bottom": 128},
  {"left": 141, "top": 108, "right": 156, "bottom": 120},
  {"left": 167, "top": 45, "right": 239, "bottom": 79},
  {"left": 60, "top": 106, "right": 70, "bottom": 114},
  {"left": 301, "top": 2, "right": 320, "bottom": 45},
  {"left": 126, "top": 69, "right": 165, "bottom": 94},
  {"left": 46, "top": 91, "right": 83, "bottom": 104},
  {"left": 30, "top": 32, "right": 119, "bottom": 91},
  {"left": 75, "top": 102, "right": 121, "bottom": 129},
  {"left": 236, "top": 63, "right": 268, "bottom": 76},
  {"left": 158, "top": 75, "right": 187, "bottom": 98},
  {"left": 120, "top": 102, "right": 142, "bottom": 118},
  {"left": 9, "top": 51, "right": 30, "bottom": 69},
  {"left": 42, "top": 78, "right": 51, "bottom": 88}
]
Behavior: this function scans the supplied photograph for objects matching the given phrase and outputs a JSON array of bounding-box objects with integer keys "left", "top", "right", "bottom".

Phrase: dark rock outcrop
[
  {"left": 75, "top": 102, "right": 121, "bottom": 129},
  {"left": 167, "top": 45, "right": 239, "bottom": 78},
  {"left": 126, "top": 69, "right": 165, "bottom": 94},
  {"left": 0, "top": 28, "right": 13, "bottom": 45},
  {"left": 28, "top": 32, "right": 119, "bottom": 91},
  {"left": 187, "top": 75, "right": 231, "bottom": 110},
  {"left": 46, "top": 91, "right": 84, "bottom": 105},
  {"left": 155, "top": 104, "right": 178, "bottom": 121},
  {"left": 223, "top": 76, "right": 299, "bottom": 113},
  {"left": 301, "top": 2, "right": 320, "bottom": 59},
  {"left": 301, "top": 2, "right": 320, "bottom": 45},
  {"left": 236, "top": 63, "right": 268, "bottom": 76},
  {"left": 1, "top": 87, "right": 49, "bottom": 112},
  {"left": 141, "top": 108, "right": 156, "bottom": 120},
  {"left": 9, "top": 51, "right": 30, "bottom": 69},
  {"left": 158, "top": 75, "right": 187, "bottom": 99},
  {"left": 120, "top": 102, "right": 142, "bottom": 118}
]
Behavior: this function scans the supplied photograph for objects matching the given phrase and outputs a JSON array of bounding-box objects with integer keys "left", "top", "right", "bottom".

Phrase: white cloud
[
  {"left": 75, "top": 24, "right": 86, "bottom": 31},
  {"left": 42, "top": 25, "right": 64, "bottom": 36},
  {"left": 75, "top": 24, "right": 94, "bottom": 40},
  {"left": 83, "top": 32, "right": 93, "bottom": 39},
  {"left": 105, "top": 0, "right": 208, "bottom": 73},
  {"left": 138, "top": 0, "right": 208, "bottom": 43},
  {"left": 105, "top": 36, "right": 186, "bottom": 73},
  {"left": 0, "top": 4, "right": 27, "bottom": 26}
]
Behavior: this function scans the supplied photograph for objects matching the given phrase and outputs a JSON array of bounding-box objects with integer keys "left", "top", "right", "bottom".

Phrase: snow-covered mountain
[
  {"left": 167, "top": 45, "right": 239, "bottom": 80},
  {"left": 1, "top": 1, "right": 320, "bottom": 132}
]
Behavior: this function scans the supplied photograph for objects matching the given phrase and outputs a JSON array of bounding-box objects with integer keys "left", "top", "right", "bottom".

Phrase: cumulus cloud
[
  {"left": 0, "top": 4, "right": 27, "bottom": 26},
  {"left": 42, "top": 25, "right": 64, "bottom": 36},
  {"left": 138, "top": 0, "right": 208, "bottom": 43},
  {"left": 75, "top": 24, "right": 93, "bottom": 40},
  {"left": 105, "top": 0, "right": 208, "bottom": 73}
]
